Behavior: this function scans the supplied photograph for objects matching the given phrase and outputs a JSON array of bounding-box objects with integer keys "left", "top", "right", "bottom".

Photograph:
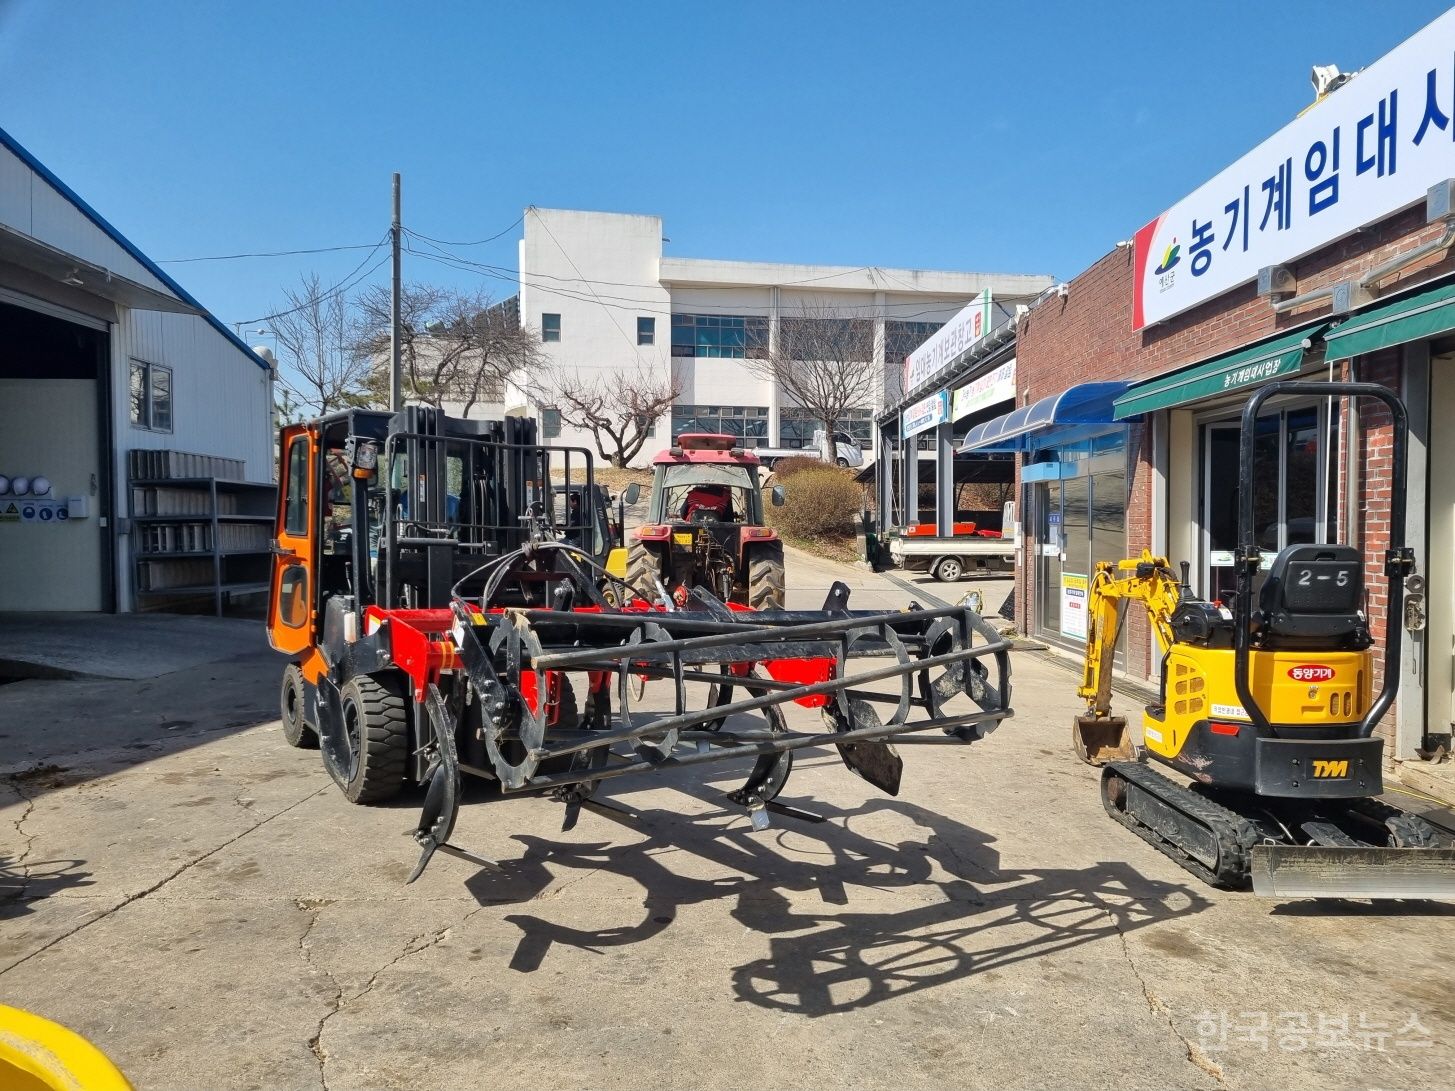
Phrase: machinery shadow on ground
[
  {"left": 460, "top": 786, "right": 1209, "bottom": 1016},
  {"left": 0, "top": 852, "right": 93, "bottom": 922}
]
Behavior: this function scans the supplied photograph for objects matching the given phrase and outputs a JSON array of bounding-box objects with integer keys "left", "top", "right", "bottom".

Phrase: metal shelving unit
[{"left": 129, "top": 473, "right": 277, "bottom": 615}]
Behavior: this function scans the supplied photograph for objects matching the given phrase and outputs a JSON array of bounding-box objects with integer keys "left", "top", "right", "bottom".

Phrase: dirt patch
[{"left": 10, "top": 763, "right": 77, "bottom": 791}]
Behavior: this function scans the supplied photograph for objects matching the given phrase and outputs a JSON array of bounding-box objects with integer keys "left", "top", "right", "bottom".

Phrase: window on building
[
  {"left": 670, "top": 404, "right": 770, "bottom": 446},
  {"left": 885, "top": 320, "right": 944, "bottom": 364},
  {"left": 780, "top": 408, "right": 873, "bottom": 449},
  {"left": 637, "top": 316, "right": 655, "bottom": 345},
  {"left": 541, "top": 313, "right": 561, "bottom": 342},
  {"left": 670, "top": 314, "right": 769, "bottom": 359},
  {"left": 130, "top": 359, "right": 173, "bottom": 432},
  {"left": 542, "top": 407, "right": 563, "bottom": 439},
  {"left": 777, "top": 317, "right": 874, "bottom": 363}
]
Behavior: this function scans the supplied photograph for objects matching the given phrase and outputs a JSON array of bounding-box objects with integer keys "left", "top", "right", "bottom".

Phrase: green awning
[
  {"left": 1113, "top": 325, "right": 1326, "bottom": 419},
  {"left": 1323, "top": 281, "right": 1455, "bottom": 363}
]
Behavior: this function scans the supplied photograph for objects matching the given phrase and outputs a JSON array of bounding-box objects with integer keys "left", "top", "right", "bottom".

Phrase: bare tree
[
  {"left": 744, "top": 299, "right": 878, "bottom": 444},
  {"left": 547, "top": 365, "right": 682, "bottom": 467},
  {"left": 354, "top": 287, "right": 541, "bottom": 415},
  {"left": 269, "top": 273, "right": 373, "bottom": 414}
]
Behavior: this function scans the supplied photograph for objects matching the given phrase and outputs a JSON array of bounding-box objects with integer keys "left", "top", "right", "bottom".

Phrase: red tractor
[{"left": 619, "top": 433, "right": 786, "bottom": 610}]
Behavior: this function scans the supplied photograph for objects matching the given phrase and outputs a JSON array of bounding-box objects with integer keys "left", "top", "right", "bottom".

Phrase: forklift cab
[{"left": 268, "top": 406, "right": 601, "bottom": 659}]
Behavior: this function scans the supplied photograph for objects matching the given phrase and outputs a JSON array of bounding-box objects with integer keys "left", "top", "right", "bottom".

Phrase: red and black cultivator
[{"left": 267, "top": 407, "right": 1013, "bottom": 884}]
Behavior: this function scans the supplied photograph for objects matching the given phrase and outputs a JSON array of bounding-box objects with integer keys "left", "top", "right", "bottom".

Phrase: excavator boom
[{"left": 1073, "top": 551, "right": 1182, "bottom": 765}]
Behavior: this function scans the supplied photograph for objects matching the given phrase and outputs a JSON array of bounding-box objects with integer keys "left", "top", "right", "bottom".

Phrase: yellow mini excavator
[{"left": 1074, "top": 380, "right": 1455, "bottom": 899}]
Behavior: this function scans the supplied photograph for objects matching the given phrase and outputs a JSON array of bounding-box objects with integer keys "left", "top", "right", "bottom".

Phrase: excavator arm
[{"left": 1073, "top": 550, "right": 1181, "bottom": 765}]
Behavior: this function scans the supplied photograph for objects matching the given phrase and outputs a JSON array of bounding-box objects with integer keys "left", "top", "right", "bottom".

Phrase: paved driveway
[{"left": 2, "top": 558, "right": 1452, "bottom": 1089}]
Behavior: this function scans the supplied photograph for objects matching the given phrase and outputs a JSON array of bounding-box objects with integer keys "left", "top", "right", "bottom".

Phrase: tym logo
[{"left": 1312, "top": 759, "right": 1350, "bottom": 778}]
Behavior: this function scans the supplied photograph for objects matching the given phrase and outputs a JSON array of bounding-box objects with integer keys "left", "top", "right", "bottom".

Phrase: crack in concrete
[
  {"left": 6, "top": 774, "right": 38, "bottom": 890},
  {"left": 0, "top": 786, "right": 330, "bottom": 978},
  {"left": 297, "top": 900, "right": 343, "bottom": 1091},
  {"left": 309, "top": 903, "right": 490, "bottom": 1090},
  {"left": 1107, "top": 910, "right": 1226, "bottom": 1087}
]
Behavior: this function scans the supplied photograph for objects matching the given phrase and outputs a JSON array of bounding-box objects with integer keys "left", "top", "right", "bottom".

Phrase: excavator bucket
[
  {"left": 1073, "top": 714, "right": 1133, "bottom": 766},
  {"left": 1250, "top": 845, "right": 1455, "bottom": 900}
]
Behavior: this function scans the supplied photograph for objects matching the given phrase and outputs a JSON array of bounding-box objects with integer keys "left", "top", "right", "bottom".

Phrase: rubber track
[
  {"left": 1103, "top": 761, "right": 1262, "bottom": 890},
  {"left": 343, "top": 674, "right": 408, "bottom": 804},
  {"left": 1345, "top": 796, "right": 1444, "bottom": 848}
]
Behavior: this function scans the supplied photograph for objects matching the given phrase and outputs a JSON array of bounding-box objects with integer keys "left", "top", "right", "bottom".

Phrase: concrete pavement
[{"left": 1, "top": 556, "right": 1453, "bottom": 1090}]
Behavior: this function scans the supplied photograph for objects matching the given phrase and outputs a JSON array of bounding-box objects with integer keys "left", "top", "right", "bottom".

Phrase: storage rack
[{"left": 128, "top": 450, "right": 277, "bottom": 615}]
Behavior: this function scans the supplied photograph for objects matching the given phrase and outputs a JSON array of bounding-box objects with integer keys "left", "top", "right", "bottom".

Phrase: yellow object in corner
[
  {"left": 0, "top": 1004, "right": 133, "bottom": 1091},
  {"left": 605, "top": 546, "right": 628, "bottom": 580}
]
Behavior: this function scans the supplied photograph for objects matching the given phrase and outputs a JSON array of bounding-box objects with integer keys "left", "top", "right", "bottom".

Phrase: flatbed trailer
[{"left": 888, "top": 534, "right": 1015, "bottom": 582}]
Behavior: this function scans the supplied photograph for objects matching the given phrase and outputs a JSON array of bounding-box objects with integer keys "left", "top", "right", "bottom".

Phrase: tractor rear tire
[
  {"left": 626, "top": 541, "right": 664, "bottom": 604},
  {"left": 747, "top": 540, "right": 786, "bottom": 610},
  {"left": 333, "top": 673, "right": 409, "bottom": 804},
  {"left": 280, "top": 663, "right": 318, "bottom": 749}
]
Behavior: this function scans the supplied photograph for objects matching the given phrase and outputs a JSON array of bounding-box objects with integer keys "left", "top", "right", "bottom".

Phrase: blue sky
[{"left": 2, "top": 0, "right": 1450, "bottom": 336}]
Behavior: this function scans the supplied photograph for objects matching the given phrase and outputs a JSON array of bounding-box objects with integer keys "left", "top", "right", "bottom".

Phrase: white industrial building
[
  {"left": 0, "top": 127, "right": 274, "bottom": 612},
  {"left": 506, "top": 208, "right": 1053, "bottom": 464}
]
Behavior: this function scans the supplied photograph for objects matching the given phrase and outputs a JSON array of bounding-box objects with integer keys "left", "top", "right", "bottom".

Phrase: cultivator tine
[{"left": 408, "top": 684, "right": 462, "bottom": 884}]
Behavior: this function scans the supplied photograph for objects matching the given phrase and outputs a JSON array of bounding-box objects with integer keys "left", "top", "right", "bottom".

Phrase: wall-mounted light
[{"left": 60, "top": 267, "right": 84, "bottom": 287}]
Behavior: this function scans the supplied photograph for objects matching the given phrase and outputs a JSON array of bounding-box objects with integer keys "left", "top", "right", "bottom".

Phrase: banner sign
[
  {"left": 1061, "top": 572, "right": 1089, "bottom": 639},
  {"left": 904, "top": 289, "right": 993, "bottom": 392},
  {"left": 951, "top": 359, "right": 1016, "bottom": 420},
  {"left": 902, "top": 391, "right": 949, "bottom": 437},
  {"left": 1133, "top": 9, "right": 1455, "bottom": 331}
]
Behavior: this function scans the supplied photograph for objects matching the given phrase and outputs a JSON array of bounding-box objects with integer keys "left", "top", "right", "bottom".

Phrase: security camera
[
  {"left": 1056, "top": 283, "right": 1070, "bottom": 299},
  {"left": 1311, "top": 64, "right": 1354, "bottom": 99}
]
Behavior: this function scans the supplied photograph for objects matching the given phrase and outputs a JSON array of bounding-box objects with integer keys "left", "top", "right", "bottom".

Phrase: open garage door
[{"left": 0, "top": 300, "right": 109, "bottom": 611}]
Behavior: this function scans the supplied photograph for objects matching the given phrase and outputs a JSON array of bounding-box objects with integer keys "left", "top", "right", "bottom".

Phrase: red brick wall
[{"left": 1014, "top": 202, "right": 1447, "bottom": 685}]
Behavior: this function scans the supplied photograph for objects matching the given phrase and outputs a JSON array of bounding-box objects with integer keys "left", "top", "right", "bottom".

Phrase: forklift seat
[{"left": 1254, "top": 543, "right": 1371, "bottom": 649}]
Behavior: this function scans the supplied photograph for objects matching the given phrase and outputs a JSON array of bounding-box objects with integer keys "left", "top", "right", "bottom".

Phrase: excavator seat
[{"left": 1254, "top": 543, "right": 1371, "bottom": 650}]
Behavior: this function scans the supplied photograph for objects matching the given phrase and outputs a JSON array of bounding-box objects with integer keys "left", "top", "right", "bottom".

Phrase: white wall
[
  {"left": 112, "top": 308, "right": 274, "bottom": 610},
  {"left": 515, "top": 208, "right": 1054, "bottom": 465},
  {"left": 518, "top": 209, "right": 673, "bottom": 464}
]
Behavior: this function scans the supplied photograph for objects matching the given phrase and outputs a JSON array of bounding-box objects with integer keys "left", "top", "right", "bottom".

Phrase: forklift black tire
[
  {"left": 625, "top": 541, "right": 664, "bottom": 604},
  {"left": 333, "top": 673, "right": 409, "bottom": 805},
  {"left": 748, "top": 540, "right": 786, "bottom": 610},
  {"left": 280, "top": 664, "right": 317, "bottom": 749}
]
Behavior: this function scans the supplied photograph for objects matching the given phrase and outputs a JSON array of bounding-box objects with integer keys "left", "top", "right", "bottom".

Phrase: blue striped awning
[{"left": 959, "top": 382, "right": 1134, "bottom": 453}]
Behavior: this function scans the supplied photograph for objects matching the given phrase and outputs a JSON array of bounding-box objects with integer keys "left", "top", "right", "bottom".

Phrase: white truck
[
  {"left": 757, "top": 429, "right": 865, "bottom": 470},
  {"left": 886, "top": 501, "right": 1019, "bottom": 582}
]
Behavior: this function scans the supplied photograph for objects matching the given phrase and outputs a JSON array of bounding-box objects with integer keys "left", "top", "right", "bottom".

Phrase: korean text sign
[
  {"left": 904, "top": 290, "right": 993, "bottom": 392},
  {"left": 1133, "top": 9, "right": 1455, "bottom": 331}
]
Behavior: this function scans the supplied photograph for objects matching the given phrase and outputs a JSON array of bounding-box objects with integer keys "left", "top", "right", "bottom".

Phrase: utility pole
[{"left": 390, "top": 172, "right": 403, "bottom": 412}]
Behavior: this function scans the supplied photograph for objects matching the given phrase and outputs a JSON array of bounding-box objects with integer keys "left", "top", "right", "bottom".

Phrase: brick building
[
  {"left": 942, "top": 10, "right": 1455, "bottom": 767},
  {"left": 867, "top": 10, "right": 1455, "bottom": 779}
]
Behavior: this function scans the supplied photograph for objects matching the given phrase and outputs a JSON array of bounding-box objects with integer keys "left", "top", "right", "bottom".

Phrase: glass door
[
  {"left": 1036, "top": 481, "right": 1062, "bottom": 636},
  {"left": 1200, "top": 404, "right": 1328, "bottom": 603}
]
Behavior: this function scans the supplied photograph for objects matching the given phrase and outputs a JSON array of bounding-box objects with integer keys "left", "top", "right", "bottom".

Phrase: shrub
[
  {"left": 768, "top": 464, "right": 860, "bottom": 539},
  {"left": 770, "top": 455, "right": 827, "bottom": 479}
]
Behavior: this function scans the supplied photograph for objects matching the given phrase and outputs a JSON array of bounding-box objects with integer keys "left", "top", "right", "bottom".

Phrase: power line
[
  {"left": 403, "top": 215, "right": 523, "bottom": 247},
  {"left": 236, "top": 234, "right": 391, "bottom": 325},
  {"left": 158, "top": 242, "right": 384, "bottom": 264}
]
